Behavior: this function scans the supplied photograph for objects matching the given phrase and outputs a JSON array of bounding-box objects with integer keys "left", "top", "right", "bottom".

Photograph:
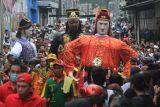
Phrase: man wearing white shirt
[{"left": 10, "top": 17, "right": 37, "bottom": 63}]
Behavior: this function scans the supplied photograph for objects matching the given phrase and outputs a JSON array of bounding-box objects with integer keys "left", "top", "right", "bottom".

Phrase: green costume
[{"left": 44, "top": 78, "right": 66, "bottom": 107}]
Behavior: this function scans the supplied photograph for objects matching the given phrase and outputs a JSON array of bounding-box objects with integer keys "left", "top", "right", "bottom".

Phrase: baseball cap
[{"left": 48, "top": 54, "right": 57, "bottom": 60}]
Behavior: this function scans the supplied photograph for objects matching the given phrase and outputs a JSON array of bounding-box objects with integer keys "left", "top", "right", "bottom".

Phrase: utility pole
[
  {"left": 88, "top": 2, "right": 89, "bottom": 15},
  {"left": 58, "top": 0, "right": 62, "bottom": 16},
  {"left": 86, "top": 0, "right": 89, "bottom": 15},
  {"left": 0, "top": 0, "right": 3, "bottom": 52}
]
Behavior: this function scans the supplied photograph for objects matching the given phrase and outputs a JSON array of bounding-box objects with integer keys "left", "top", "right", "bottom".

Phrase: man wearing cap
[
  {"left": 44, "top": 59, "right": 66, "bottom": 107},
  {"left": 49, "top": 9, "right": 82, "bottom": 59},
  {"left": 5, "top": 73, "right": 46, "bottom": 107},
  {"left": 9, "top": 17, "right": 37, "bottom": 63},
  {"left": 63, "top": 8, "right": 137, "bottom": 84},
  {"left": 0, "top": 63, "right": 23, "bottom": 103}
]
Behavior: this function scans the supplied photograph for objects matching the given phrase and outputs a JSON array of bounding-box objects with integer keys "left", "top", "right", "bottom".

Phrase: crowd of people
[{"left": 0, "top": 8, "right": 160, "bottom": 107}]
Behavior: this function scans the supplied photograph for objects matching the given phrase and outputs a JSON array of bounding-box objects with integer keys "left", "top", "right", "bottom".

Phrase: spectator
[
  {"left": 66, "top": 84, "right": 104, "bottom": 107},
  {"left": 5, "top": 73, "right": 46, "bottom": 107},
  {"left": 0, "top": 62, "right": 25, "bottom": 102},
  {"left": 131, "top": 74, "right": 155, "bottom": 107},
  {"left": 109, "top": 96, "right": 133, "bottom": 107},
  {"left": 32, "top": 57, "right": 48, "bottom": 96},
  {"left": 44, "top": 59, "right": 66, "bottom": 107}
]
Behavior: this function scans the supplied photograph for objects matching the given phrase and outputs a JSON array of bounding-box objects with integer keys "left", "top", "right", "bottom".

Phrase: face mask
[{"left": 10, "top": 73, "right": 18, "bottom": 82}]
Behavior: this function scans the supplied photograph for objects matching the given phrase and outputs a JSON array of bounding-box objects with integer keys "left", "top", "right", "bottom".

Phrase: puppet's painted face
[
  {"left": 25, "top": 26, "right": 33, "bottom": 37},
  {"left": 96, "top": 20, "right": 110, "bottom": 35},
  {"left": 68, "top": 18, "right": 79, "bottom": 31}
]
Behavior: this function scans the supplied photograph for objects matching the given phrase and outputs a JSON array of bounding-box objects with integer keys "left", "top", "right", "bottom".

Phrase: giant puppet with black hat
[
  {"left": 9, "top": 17, "right": 37, "bottom": 63},
  {"left": 63, "top": 8, "right": 138, "bottom": 92},
  {"left": 49, "top": 9, "right": 82, "bottom": 59}
]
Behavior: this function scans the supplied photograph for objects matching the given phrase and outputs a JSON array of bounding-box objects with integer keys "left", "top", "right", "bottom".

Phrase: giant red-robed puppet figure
[{"left": 62, "top": 9, "right": 137, "bottom": 94}]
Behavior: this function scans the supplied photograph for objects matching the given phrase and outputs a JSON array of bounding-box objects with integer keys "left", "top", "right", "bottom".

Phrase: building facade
[
  {"left": 108, "top": 0, "right": 123, "bottom": 19},
  {"left": 27, "top": 0, "right": 38, "bottom": 23},
  {"left": 122, "top": 0, "right": 160, "bottom": 42},
  {"left": 37, "top": 0, "right": 59, "bottom": 25},
  {"left": 79, "top": 0, "right": 109, "bottom": 15},
  {"left": 61, "top": 0, "right": 80, "bottom": 15},
  {"left": 0, "top": 0, "right": 38, "bottom": 30}
]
